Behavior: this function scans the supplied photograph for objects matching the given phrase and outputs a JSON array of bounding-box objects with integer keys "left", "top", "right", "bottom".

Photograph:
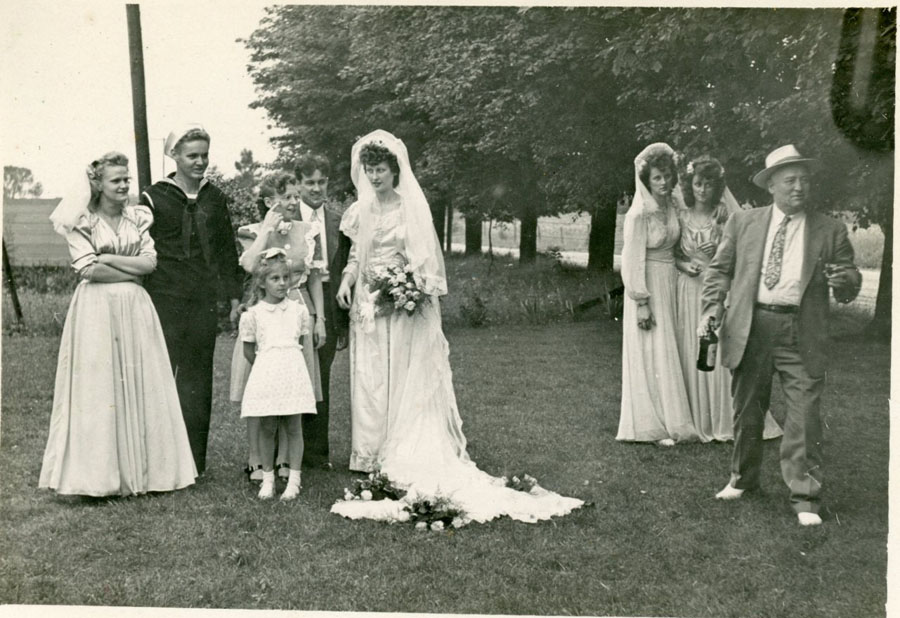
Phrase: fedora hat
[{"left": 752, "top": 145, "right": 818, "bottom": 188}]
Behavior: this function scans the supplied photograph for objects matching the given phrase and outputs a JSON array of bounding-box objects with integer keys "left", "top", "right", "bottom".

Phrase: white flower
[
  {"left": 404, "top": 301, "right": 416, "bottom": 312},
  {"left": 397, "top": 272, "right": 407, "bottom": 283},
  {"left": 360, "top": 490, "right": 373, "bottom": 501},
  {"left": 343, "top": 489, "right": 354, "bottom": 501},
  {"left": 430, "top": 521, "right": 445, "bottom": 531},
  {"left": 451, "top": 517, "right": 465, "bottom": 529},
  {"left": 405, "top": 282, "right": 414, "bottom": 289},
  {"left": 396, "top": 511, "right": 411, "bottom": 523},
  {"left": 415, "top": 521, "right": 428, "bottom": 531},
  {"left": 397, "top": 293, "right": 408, "bottom": 305}
]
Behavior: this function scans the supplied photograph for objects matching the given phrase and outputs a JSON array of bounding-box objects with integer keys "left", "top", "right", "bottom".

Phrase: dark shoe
[{"left": 244, "top": 465, "right": 263, "bottom": 482}]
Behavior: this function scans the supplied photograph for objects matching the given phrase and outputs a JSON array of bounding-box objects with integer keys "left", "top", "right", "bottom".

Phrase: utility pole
[{"left": 126, "top": 5, "right": 152, "bottom": 190}]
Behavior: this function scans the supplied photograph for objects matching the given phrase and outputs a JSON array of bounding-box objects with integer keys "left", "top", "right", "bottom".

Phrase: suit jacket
[
  {"left": 298, "top": 204, "right": 350, "bottom": 336},
  {"left": 701, "top": 205, "right": 861, "bottom": 378}
]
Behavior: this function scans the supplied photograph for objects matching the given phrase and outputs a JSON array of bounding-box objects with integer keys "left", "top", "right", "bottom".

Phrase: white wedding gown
[{"left": 332, "top": 201, "right": 583, "bottom": 525}]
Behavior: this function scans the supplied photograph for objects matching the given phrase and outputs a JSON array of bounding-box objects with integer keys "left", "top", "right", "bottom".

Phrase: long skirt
[
  {"left": 39, "top": 281, "right": 197, "bottom": 496},
  {"left": 617, "top": 260, "right": 698, "bottom": 442}
]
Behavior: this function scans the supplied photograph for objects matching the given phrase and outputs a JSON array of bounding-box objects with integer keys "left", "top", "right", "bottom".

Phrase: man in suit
[
  {"left": 294, "top": 153, "right": 350, "bottom": 469},
  {"left": 699, "top": 145, "right": 861, "bottom": 526}
]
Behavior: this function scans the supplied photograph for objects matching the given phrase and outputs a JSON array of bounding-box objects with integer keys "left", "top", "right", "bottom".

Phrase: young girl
[{"left": 240, "top": 248, "right": 317, "bottom": 500}]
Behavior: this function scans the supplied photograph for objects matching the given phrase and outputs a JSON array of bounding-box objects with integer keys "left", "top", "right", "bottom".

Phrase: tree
[
  {"left": 243, "top": 6, "right": 893, "bottom": 327},
  {"left": 234, "top": 149, "right": 262, "bottom": 189},
  {"left": 207, "top": 149, "right": 266, "bottom": 231},
  {"left": 4, "top": 166, "right": 43, "bottom": 199},
  {"left": 598, "top": 7, "right": 894, "bottom": 331}
]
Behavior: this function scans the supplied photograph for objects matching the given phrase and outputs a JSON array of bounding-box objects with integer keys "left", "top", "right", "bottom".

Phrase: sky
[{"left": 0, "top": 0, "right": 278, "bottom": 197}]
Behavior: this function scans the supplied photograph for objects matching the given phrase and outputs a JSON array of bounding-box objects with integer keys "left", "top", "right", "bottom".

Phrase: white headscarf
[
  {"left": 48, "top": 163, "right": 96, "bottom": 236},
  {"left": 350, "top": 129, "right": 447, "bottom": 297}
]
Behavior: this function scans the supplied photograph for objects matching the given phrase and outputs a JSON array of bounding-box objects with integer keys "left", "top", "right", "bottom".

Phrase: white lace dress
[
  {"left": 331, "top": 200, "right": 583, "bottom": 525},
  {"left": 239, "top": 299, "right": 316, "bottom": 418}
]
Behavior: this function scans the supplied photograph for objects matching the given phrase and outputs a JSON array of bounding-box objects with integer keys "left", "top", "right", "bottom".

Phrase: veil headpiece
[
  {"left": 350, "top": 129, "right": 447, "bottom": 296},
  {"left": 49, "top": 162, "right": 98, "bottom": 236},
  {"left": 629, "top": 142, "right": 683, "bottom": 217}
]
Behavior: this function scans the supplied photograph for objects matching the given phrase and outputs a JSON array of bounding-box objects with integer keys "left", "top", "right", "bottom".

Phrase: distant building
[{"left": 3, "top": 198, "right": 69, "bottom": 266}]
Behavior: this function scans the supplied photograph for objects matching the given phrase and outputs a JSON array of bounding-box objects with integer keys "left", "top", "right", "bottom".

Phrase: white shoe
[
  {"left": 258, "top": 471, "right": 275, "bottom": 500},
  {"left": 715, "top": 484, "right": 745, "bottom": 500},
  {"left": 281, "top": 470, "right": 302, "bottom": 501},
  {"left": 657, "top": 438, "right": 675, "bottom": 447},
  {"left": 797, "top": 512, "right": 823, "bottom": 526}
]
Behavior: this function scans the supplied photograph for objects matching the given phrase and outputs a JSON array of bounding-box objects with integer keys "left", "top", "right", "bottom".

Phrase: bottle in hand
[{"left": 697, "top": 321, "right": 718, "bottom": 372}]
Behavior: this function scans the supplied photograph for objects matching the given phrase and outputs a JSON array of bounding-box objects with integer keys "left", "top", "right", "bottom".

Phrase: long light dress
[
  {"left": 239, "top": 299, "right": 316, "bottom": 418},
  {"left": 332, "top": 200, "right": 583, "bottom": 524},
  {"left": 617, "top": 203, "right": 698, "bottom": 442},
  {"left": 39, "top": 206, "right": 197, "bottom": 496},
  {"left": 229, "top": 221, "right": 322, "bottom": 403},
  {"left": 675, "top": 210, "right": 783, "bottom": 442}
]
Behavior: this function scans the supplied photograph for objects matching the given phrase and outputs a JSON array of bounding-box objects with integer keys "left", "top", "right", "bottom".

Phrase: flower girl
[{"left": 239, "top": 248, "right": 317, "bottom": 500}]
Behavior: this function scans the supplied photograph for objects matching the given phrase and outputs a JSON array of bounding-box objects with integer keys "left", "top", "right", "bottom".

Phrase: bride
[{"left": 333, "top": 130, "right": 582, "bottom": 525}]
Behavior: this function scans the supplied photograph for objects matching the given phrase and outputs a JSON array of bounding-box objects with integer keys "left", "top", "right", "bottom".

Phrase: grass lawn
[{"left": 0, "top": 317, "right": 889, "bottom": 617}]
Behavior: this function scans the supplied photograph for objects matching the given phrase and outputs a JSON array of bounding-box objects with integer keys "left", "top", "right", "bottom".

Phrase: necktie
[
  {"left": 310, "top": 207, "right": 323, "bottom": 262},
  {"left": 182, "top": 199, "right": 211, "bottom": 265},
  {"left": 763, "top": 215, "right": 790, "bottom": 289}
]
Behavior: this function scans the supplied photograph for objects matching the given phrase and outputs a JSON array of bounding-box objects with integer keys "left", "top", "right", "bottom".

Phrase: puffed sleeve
[
  {"left": 239, "top": 308, "right": 257, "bottom": 343},
  {"left": 340, "top": 201, "right": 361, "bottom": 285},
  {"left": 295, "top": 301, "right": 310, "bottom": 338},
  {"left": 130, "top": 205, "right": 158, "bottom": 267},
  {"left": 236, "top": 222, "right": 260, "bottom": 254},
  {"left": 621, "top": 209, "right": 650, "bottom": 301},
  {"left": 66, "top": 216, "right": 98, "bottom": 280}
]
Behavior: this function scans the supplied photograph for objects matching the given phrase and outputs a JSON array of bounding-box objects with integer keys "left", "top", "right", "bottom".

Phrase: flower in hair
[
  {"left": 686, "top": 162, "right": 695, "bottom": 175},
  {"left": 85, "top": 162, "right": 101, "bottom": 182}
]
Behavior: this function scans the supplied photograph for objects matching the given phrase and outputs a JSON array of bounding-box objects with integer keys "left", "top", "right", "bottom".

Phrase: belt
[{"left": 755, "top": 303, "right": 798, "bottom": 314}]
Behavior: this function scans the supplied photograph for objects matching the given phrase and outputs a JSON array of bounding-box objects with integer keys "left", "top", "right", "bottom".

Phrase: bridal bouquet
[
  {"left": 404, "top": 495, "right": 468, "bottom": 531},
  {"left": 341, "top": 472, "right": 407, "bottom": 502},
  {"left": 504, "top": 473, "right": 539, "bottom": 494},
  {"left": 367, "top": 260, "right": 428, "bottom": 317}
]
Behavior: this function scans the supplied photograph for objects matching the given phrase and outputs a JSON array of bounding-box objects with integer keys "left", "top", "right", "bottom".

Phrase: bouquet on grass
[
  {"left": 341, "top": 472, "right": 407, "bottom": 502},
  {"left": 366, "top": 255, "right": 429, "bottom": 317}
]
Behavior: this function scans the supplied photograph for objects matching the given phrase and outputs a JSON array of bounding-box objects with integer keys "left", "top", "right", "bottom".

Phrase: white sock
[
  {"left": 258, "top": 470, "right": 275, "bottom": 499},
  {"left": 281, "top": 469, "right": 302, "bottom": 501}
]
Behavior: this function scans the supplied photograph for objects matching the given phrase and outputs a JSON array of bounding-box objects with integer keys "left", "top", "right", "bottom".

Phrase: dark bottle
[{"left": 697, "top": 327, "right": 718, "bottom": 372}]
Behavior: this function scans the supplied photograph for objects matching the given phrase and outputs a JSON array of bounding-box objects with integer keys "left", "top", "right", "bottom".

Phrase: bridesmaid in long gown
[
  {"left": 617, "top": 143, "right": 698, "bottom": 446},
  {"left": 40, "top": 152, "right": 197, "bottom": 496},
  {"left": 675, "top": 155, "right": 783, "bottom": 442}
]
